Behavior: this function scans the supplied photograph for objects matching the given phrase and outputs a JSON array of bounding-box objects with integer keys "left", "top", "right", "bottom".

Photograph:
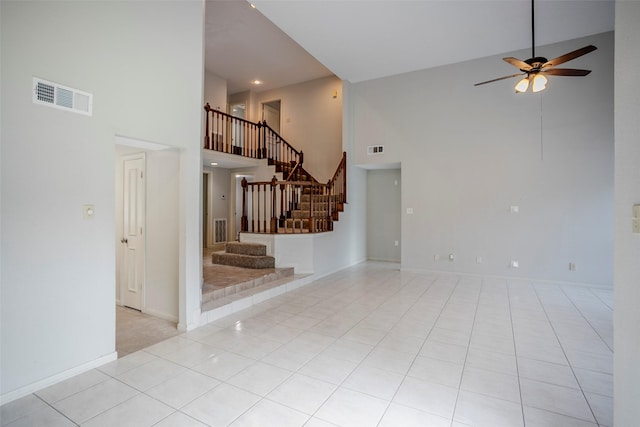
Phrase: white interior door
[{"left": 122, "top": 154, "right": 146, "bottom": 310}]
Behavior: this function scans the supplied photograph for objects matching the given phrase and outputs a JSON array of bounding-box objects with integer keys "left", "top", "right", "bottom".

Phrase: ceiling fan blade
[
  {"left": 503, "top": 57, "right": 532, "bottom": 71},
  {"left": 474, "top": 73, "right": 525, "bottom": 86},
  {"left": 542, "top": 68, "right": 592, "bottom": 76},
  {"left": 543, "top": 45, "right": 597, "bottom": 68}
]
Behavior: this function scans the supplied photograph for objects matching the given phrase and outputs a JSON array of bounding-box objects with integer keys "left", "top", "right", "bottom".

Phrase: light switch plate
[
  {"left": 83, "top": 204, "right": 95, "bottom": 220},
  {"left": 633, "top": 204, "right": 640, "bottom": 233}
]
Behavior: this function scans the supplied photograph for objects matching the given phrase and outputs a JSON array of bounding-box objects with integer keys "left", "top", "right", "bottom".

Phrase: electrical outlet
[
  {"left": 569, "top": 262, "right": 576, "bottom": 271},
  {"left": 510, "top": 260, "right": 519, "bottom": 268},
  {"left": 434, "top": 254, "right": 440, "bottom": 261},
  {"left": 449, "top": 253, "right": 455, "bottom": 261},
  {"left": 476, "top": 256, "right": 483, "bottom": 264},
  {"left": 394, "top": 240, "right": 399, "bottom": 247},
  {"left": 510, "top": 205, "right": 519, "bottom": 213}
]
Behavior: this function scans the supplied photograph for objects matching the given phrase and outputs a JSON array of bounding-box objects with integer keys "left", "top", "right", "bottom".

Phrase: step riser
[
  {"left": 212, "top": 252, "right": 275, "bottom": 269},
  {"left": 301, "top": 195, "right": 341, "bottom": 202},
  {"left": 225, "top": 242, "right": 267, "bottom": 256},
  {"left": 291, "top": 211, "right": 331, "bottom": 219},
  {"left": 202, "top": 267, "right": 294, "bottom": 304}
]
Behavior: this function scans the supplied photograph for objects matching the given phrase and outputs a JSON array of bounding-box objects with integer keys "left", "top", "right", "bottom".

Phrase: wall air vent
[
  {"left": 367, "top": 145, "right": 384, "bottom": 155},
  {"left": 33, "top": 77, "right": 93, "bottom": 116}
]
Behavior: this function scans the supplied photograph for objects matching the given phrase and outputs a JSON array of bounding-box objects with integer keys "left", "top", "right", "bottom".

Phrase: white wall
[
  {"left": 614, "top": 1, "right": 640, "bottom": 423},
  {"left": 312, "top": 164, "right": 367, "bottom": 277},
  {"left": 204, "top": 71, "right": 227, "bottom": 112},
  {"left": 350, "top": 32, "right": 614, "bottom": 285},
  {"left": 145, "top": 150, "right": 180, "bottom": 321},
  {"left": 0, "top": 0, "right": 203, "bottom": 401},
  {"left": 367, "top": 169, "right": 401, "bottom": 262},
  {"left": 251, "top": 76, "right": 343, "bottom": 182}
]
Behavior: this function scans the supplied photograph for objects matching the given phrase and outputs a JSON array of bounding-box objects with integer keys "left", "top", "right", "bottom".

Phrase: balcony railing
[{"left": 204, "top": 103, "right": 301, "bottom": 168}]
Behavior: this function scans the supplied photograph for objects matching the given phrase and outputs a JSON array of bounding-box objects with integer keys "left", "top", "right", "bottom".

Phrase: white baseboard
[{"left": 0, "top": 352, "right": 118, "bottom": 405}]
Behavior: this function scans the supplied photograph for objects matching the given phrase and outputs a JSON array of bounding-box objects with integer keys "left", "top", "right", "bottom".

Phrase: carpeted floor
[{"left": 115, "top": 306, "right": 179, "bottom": 357}]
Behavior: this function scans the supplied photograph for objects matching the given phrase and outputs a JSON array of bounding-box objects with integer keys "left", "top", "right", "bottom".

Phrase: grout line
[
  {"left": 506, "top": 278, "right": 527, "bottom": 427},
  {"left": 559, "top": 286, "right": 613, "bottom": 354},
  {"left": 530, "top": 283, "right": 601, "bottom": 425}
]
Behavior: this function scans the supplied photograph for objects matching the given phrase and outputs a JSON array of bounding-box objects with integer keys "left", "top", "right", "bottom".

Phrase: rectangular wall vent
[
  {"left": 367, "top": 145, "right": 384, "bottom": 155},
  {"left": 214, "top": 218, "right": 227, "bottom": 244},
  {"left": 33, "top": 77, "right": 93, "bottom": 116}
]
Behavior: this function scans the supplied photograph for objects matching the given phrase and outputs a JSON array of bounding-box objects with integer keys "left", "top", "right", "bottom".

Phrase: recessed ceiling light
[
  {"left": 252, "top": 80, "right": 262, "bottom": 85},
  {"left": 211, "top": 162, "right": 218, "bottom": 166}
]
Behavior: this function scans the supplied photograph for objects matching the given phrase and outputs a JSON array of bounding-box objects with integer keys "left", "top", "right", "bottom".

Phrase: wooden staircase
[
  {"left": 204, "top": 104, "right": 347, "bottom": 235},
  {"left": 283, "top": 189, "right": 344, "bottom": 232}
]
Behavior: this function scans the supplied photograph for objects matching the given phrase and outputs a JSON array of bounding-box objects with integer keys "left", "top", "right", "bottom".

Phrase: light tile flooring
[{"left": 1, "top": 262, "right": 613, "bottom": 426}]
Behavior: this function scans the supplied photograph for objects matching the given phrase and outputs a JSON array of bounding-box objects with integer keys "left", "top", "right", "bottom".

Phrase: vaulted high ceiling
[{"left": 205, "top": 0, "right": 614, "bottom": 94}]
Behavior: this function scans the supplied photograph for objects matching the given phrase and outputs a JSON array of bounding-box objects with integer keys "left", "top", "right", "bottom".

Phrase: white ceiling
[
  {"left": 206, "top": 0, "right": 614, "bottom": 94},
  {"left": 205, "top": 0, "right": 334, "bottom": 94}
]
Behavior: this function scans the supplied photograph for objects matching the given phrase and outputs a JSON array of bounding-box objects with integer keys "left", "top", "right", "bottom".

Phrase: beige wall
[{"left": 251, "top": 76, "right": 343, "bottom": 182}]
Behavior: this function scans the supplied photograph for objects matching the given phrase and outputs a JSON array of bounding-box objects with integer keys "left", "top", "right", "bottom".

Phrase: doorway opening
[
  {"left": 203, "top": 172, "right": 210, "bottom": 248},
  {"left": 115, "top": 140, "right": 180, "bottom": 357},
  {"left": 261, "top": 100, "right": 281, "bottom": 133},
  {"left": 366, "top": 168, "right": 402, "bottom": 263}
]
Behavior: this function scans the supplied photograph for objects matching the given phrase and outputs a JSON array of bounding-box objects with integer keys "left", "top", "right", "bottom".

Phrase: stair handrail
[{"left": 204, "top": 103, "right": 303, "bottom": 166}]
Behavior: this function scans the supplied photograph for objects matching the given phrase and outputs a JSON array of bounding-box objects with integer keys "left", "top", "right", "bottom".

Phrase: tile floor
[{"left": 1, "top": 262, "right": 613, "bottom": 426}]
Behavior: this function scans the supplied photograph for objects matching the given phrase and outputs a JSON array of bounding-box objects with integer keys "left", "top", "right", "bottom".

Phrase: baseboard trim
[
  {"left": 0, "top": 352, "right": 118, "bottom": 405},
  {"left": 400, "top": 266, "right": 613, "bottom": 289}
]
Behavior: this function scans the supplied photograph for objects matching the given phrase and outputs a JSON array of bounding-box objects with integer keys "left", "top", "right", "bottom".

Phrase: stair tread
[
  {"left": 225, "top": 242, "right": 267, "bottom": 256},
  {"left": 212, "top": 251, "right": 275, "bottom": 269}
]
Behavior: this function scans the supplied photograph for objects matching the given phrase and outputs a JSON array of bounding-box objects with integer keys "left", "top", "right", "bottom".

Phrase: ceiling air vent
[
  {"left": 367, "top": 145, "right": 384, "bottom": 155},
  {"left": 33, "top": 77, "right": 93, "bottom": 116}
]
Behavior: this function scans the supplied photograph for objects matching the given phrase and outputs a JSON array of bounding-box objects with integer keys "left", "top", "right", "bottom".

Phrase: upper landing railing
[{"left": 204, "top": 103, "right": 301, "bottom": 169}]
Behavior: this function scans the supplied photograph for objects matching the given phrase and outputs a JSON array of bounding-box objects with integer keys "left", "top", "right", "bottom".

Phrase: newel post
[
  {"left": 204, "top": 103, "right": 211, "bottom": 149},
  {"left": 241, "top": 177, "right": 248, "bottom": 232},
  {"left": 256, "top": 121, "right": 263, "bottom": 159},
  {"left": 270, "top": 176, "right": 278, "bottom": 233}
]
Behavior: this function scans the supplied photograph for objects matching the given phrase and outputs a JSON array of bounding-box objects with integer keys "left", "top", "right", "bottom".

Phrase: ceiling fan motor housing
[{"left": 524, "top": 57, "right": 549, "bottom": 71}]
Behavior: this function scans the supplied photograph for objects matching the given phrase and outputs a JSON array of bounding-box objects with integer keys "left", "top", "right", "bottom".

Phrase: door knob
[{"left": 121, "top": 238, "right": 128, "bottom": 244}]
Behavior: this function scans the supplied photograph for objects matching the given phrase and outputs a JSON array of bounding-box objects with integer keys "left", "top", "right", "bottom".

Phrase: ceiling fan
[{"left": 475, "top": 0, "right": 597, "bottom": 93}]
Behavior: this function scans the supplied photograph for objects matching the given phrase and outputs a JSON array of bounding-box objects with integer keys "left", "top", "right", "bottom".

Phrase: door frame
[{"left": 118, "top": 152, "right": 146, "bottom": 311}]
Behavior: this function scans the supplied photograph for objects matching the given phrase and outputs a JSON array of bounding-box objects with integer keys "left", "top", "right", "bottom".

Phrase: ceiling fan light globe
[
  {"left": 532, "top": 74, "right": 548, "bottom": 92},
  {"left": 515, "top": 77, "right": 530, "bottom": 93}
]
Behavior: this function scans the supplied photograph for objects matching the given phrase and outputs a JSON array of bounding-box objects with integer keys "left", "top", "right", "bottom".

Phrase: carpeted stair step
[
  {"left": 297, "top": 201, "right": 331, "bottom": 211},
  {"left": 225, "top": 242, "right": 267, "bottom": 256},
  {"left": 300, "top": 194, "right": 341, "bottom": 203},
  {"left": 202, "top": 267, "right": 294, "bottom": 305},
  {"left": 211, "top": 251, "right": 275, "bottom": 269},
  {"left": 291, "top": 210, "right": 330, "bottom": 219}
]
